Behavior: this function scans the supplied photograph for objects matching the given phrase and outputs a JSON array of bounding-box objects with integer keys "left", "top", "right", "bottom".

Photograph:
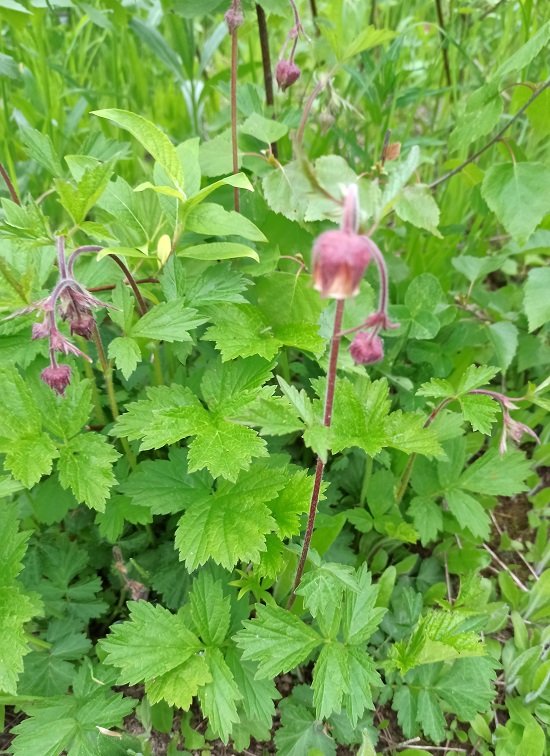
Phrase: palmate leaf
[
  {"left": 235, "top": 604, "right": 322, "bottom": 679},
  {"left": 388, "top": 610, "right": 487, "bottom": 675},
  {"left": 175, "top": 459, "right": 287, "bottom": 570},
  {"left": 11, "top": 661, "right": 135, "bottom": 756},
  {"left": 113, "top": 358, "right": 273, "bottom": 479},
  {"left": 393, "top": 658, "right": 496, "bottom": 744},
  {"left": 274, "top": 697, "right": 337, "bottom": 756},
  {"left": 57, "top": 433, "right": 120, "bottom": 512}
]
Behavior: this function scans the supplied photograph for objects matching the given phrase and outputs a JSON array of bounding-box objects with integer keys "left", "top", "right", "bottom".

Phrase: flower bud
[
  {"left": 312, "top": 230, "right": 372, "bottom": 299},
  {"left": 276, "top": 59, "right": 301, "bottom": 91},
  {"left": 70, "top": 313, "right": 95, "bottom": 339},
  {"left": 41, "top": 364, "right": 71, "bottom": 396},
  {"left": 225, "top": 5, "right": 243, "bottom": 33},
  {"left": 32, "top": 320, "right": 49, "bottom": 340},
  {"left": 349, "top": 332, "right": 384, "bottom": 365}
]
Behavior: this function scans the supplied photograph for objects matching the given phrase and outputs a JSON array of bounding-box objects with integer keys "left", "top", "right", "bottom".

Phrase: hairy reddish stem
[
  {"left": 110, "top": 255, "right": 148, "bottom": 317},
  {"left": 0, "top": 162, "right": 20, "bottom": 205},
  {"left": 89, "top": 278, "right": 158, "bottom": 294},
  {"left": 287, "top": 299, "right": 345, "bottom": 609},
  {"left": 256, "top": 3, "right": 278, "bottom": 159},
  {"left": 435, "top": 0, "right": 452, "bottom": 88}
]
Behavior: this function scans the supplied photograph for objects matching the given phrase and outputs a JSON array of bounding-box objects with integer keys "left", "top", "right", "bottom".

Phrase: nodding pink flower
[
  {"left": 312, "top": 231, "right": 373, "bottom": 299},
  {"left": 49, "top": 327, "right": 92, "bottom": 361},
  {"left": 69, "top": 313, "right": 96, "bottom": 339},
  {"left": 349, "top": 332, "right": 384, "bottom": 365},
  {"left": 312, "top": 184, "right": 373, "bottom": 300},
  {"left": 276, "top": 59, "right": 301, "bottom": 91},
  {"left": 41, "top": 364, "right": 72, "bottom": 396},
  {"left": 225, "top": 3, "right": 243, "bottom": 33}
]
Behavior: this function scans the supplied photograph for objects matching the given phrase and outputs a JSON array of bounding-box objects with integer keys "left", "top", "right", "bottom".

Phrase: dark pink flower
[
  {"left": 49, "top": 328, "right": 91, "bottom": 361},
  {"left": 349, "top": 332, "right": 384, "bottom": 365},
  {"left": 276, "top": 59, "right": 301, "bottom": 91},
  {"left": 41, "top": 364, "right": 71, "bottom": 396},
  {"left": 225, "top": 5, "right": 243, "bottom": 33},
  {"left": 312, "top": 230, "right": 373, "bottom": 299},
  {"left": 69, "top": 313, "right": 95, "bottom": 339}
]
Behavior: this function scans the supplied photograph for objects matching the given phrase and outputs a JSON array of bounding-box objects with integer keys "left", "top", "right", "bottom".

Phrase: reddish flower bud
[
  {"left": 276, "top": 59, "right": 301, "bottom": 91},
  {"left": 349, "top": 332, "right": 384, "bottom": 365},
  {"left": 70, "top": 313, "right": 95, "bottom": 339},
  {"left": 312, "top": 230, "right": 372, "bottom": 299},
  {"left": 41, "top": 364, "right": 71, "bottom": 396},
  {"left": 225, "top": 5, "right": 243, "bottom": 33},
  {"left": 32, "top": 320, "right": 49, "bottom": 340}
]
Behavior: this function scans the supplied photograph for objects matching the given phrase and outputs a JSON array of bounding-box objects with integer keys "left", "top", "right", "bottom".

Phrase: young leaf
[
  {"left": 108, "top": 336, "right": 141, "bottom": 379},
  {"left": 175, "top": 460, "right": 285, "bottom": 570},
  {"left": 235, "top": 604, "right": 322, "bottom": 679},
  {"left": 198, "top": 648, "right": 242, "bottom": 743},
  {"left": 130, "top": 301, "right": 206, "bottom": 343},
  {"left": 57, "top": 433, "right": 119, "bottom": 511},
  {"left": 458, "top": 394, "right": 499, "bottom": 434},
  {"left": 93, "top": 109, "right": 185, "bottom": 193},
  {"left": 481, "top": 162, "right": 550, "bottom": 245}
]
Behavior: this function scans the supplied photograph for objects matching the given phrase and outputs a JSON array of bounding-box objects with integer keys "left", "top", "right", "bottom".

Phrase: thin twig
[
  {"left": 295, "top": 69, "right": 337, "bottom": 152},
  {"left": 110, "top": 255, "right": 148, "bottom": 317},
  {"left": 89, "top": 278, "right": 158, "bottom": 294},
  {"left": 430, "top": 78, "right": 550, "bottom": 189},
  {"left": 483, "top": 543, "right": 528, "bottom": 592},
  {"left": 0, "top": 162, "right": 20, "bottom": 205},
  {"left": 489, "top": 510, "right": 539, "bottom": 580},
  {"left": 286, "top": 300, "right": 345, "bottom": 609}
]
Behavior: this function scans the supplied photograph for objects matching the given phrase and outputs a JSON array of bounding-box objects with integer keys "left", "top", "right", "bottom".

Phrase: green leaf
[
  {"left": 10, "top": 662, "right": 135, "bottom": 756},
  {"left": 312, "top": 643, "right": 350, "bottom": 719},
  {"left": 175, "top": 460, "right": 284, "bottom": 570},
  {"left": 37, "top": 379, "right": 93, "bottom": 441},
  {"left": 458, "top": 449, "right": 532, "bottom": 496},
  {"left": 198, "top": 648, "right": 242, "bottom": 743},
  {"left": 225, "top": 648, "right": 278, "bottom": 730},
  {"left": 297, "top": 563, "right": 359, "bottom": 626},
  {"left": 395, "top": 185, "right": 441, "bottom": 237},
  {"left": 190, "top": 572, "right": 231, "bottom": 646},
  {"left": 459, "top": 393, "right": 500, "bottom": 434},
  {"left": 342, "top": 25, "right": 397, "bottom": 60},
  {"left": 19, "top": 127, "right": 64, "bottom": 177},
  {"left": 120, "top": 448, "right": 211, "bottom": 515},
  {"left": 481, "top": 162, "right": 550, "bottom": 245},
  {"left": 274, "top": 697, "right": 337, "bottom": 756},
  {"left": 130, "top": 301, "right": 206, "bottom": 342},
  {"left": 108, "top": 336, "right": 141, "bottom": 380},
  {"left": 235, "top": 604, "right": 322, "bottom": 678},
  {"left": 449, "top": 84, "right": 503, "bottom": 152},
  {"left": 403, "top": 273, "right": 444, "bottom": 340},
  {"left": 456, "top": 364, "right": 500, "bottom": 394},
  {"left": 408, "top": 497, "right": 443, "bottom": 546},
  {"left": 342, "top": 565, "right": 386, "bottom": 646},
  {"left": 177, "top": 241, "right": 259, "bottom": 262},
  {"left": 58, "top": 433, "right": 120, "bottom": 511},
  {"left": 434, "top": 657, "right": 497, "bottom": 720},
  {"left": 56, "top": 159, "right": 114, "bottom": 226},
  {"left": 173, "top": 0, "right": 224, "bottom": 17},
  {"left": 5, "top": 433, "right": 58, "bottom": 488},
  {"left": 417, "top": 689, "right": 446, "bottom": 743},
  {"left": 101, "top": 601, "right": 203, "bottom": 684},
  {"left": 487, "top": 321, "right": 518, "bottom": 371},
  {"left": 445, "top": 489, "right": 490, "bottom": 540},
  {"left": 112, "top": 385, "right": 205, "bottom": 450},
  {"left": 187, "top": 417, "right": 268, "bottom": 480},
  {"left": 389, "top": 611, "right": 487, "bottom": 675},
  {"left": 93, "top": 108, "right": 185, "bottom": 194},
  {"left": 268, "top": 469, "right": 315, "bottom": 539},
  {"left": 240, "top": 113, "right": 289, "bottom": 144},
  {"left": 524, "top": 267, "right": 550, "bottom": 331},
  {"left": 147, "top": 654, "right": 211, "bottom": 710},
  {"left": 185, "top": 202, "right": 267, "bottom": 241},
  {"left": 495, "top": 21, "right": 550, "bottom": 79}
]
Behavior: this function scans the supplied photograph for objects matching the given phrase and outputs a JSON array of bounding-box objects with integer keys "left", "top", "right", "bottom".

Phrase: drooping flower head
[
  {"left": 312, "top": 185, "right": 373, "bottom": 299},
  {"left": 349, "top": 332, "right": 384, "bottom": 365},
  {"left": 225, "top": 2, "right": 243, "bottom": 33},
  {"left": 41, "top": 364, "right": 72, "bottom": 397},
  {"left": 276, "top": 59, "right": 301, "bottom": 91}
]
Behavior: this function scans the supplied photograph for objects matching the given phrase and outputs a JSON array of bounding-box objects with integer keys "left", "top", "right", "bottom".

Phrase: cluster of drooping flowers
[
  {"left": 8, "top": 237, "right": 111, "bottom": 396},
  {"left": 311, "top": 184, "right": 398, "bottom": 365},
  {"left": 276, "top": 0, "right": 304, "bottom": 91}
]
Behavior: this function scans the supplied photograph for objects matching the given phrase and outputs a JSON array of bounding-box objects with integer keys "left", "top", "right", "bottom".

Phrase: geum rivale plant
[{"left": 1, "top": 2, "right": 549, "bottom": 754}]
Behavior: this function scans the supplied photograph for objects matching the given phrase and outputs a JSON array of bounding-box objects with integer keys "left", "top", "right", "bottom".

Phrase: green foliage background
[{"left": 0, "top": 1, "right": 549, "bottom": 754}]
